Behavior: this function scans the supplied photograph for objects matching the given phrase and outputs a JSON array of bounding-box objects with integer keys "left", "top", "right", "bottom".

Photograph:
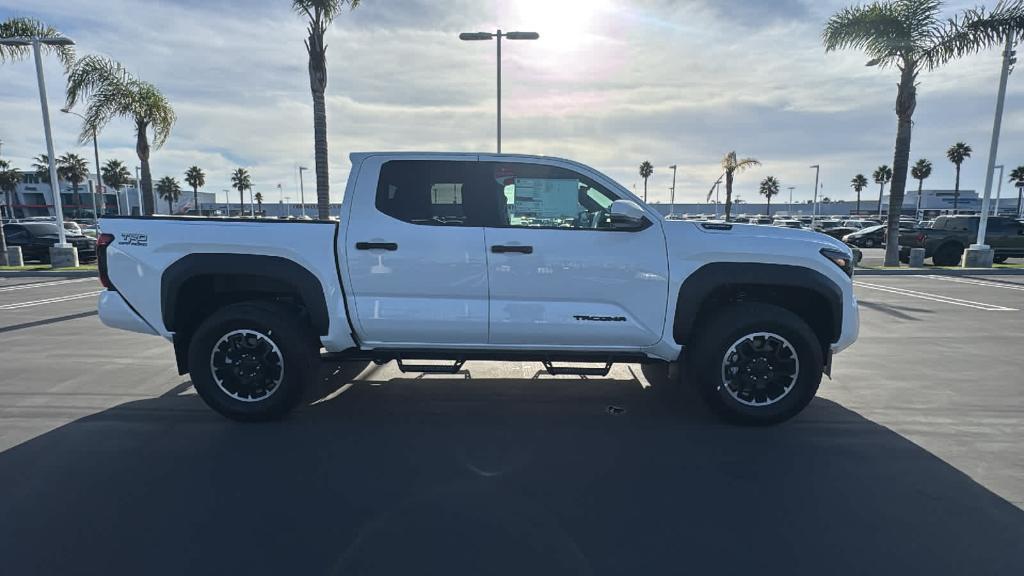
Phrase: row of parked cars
[{"left": 1, "top": 219, "right": 99, "bottom": 263}]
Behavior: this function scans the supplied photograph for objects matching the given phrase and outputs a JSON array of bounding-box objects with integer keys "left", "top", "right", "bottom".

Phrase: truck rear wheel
[
  {"left": 932, "top": 243, "right": 963, "bottom": 266},
  {"left": 188, "top": 301, "right": 317, "bottom": 421},
  {"left": 688, "top": 303, "right": 823, "bottom": 425}
]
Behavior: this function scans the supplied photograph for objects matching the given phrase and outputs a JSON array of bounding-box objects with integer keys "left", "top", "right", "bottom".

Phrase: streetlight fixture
[
  {"left": 60, "top": 107, "right": 102, "bottom": 220},
  {"left": 298, "top": 165, "right": 309, "bottom": 217},
  {"left": 459, "top": 29, "right": 539, "bottom": 154},
  {"left": 810, "top": 165, "right": 820, "bottom": 218},
  {"left": 1, "top": 35, "right": 75, "bottom": 247}
]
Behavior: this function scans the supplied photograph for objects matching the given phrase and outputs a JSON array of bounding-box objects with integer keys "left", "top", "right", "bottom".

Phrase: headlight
[{"left": 821, "top": 247, "right": 854, "bottom": 278}]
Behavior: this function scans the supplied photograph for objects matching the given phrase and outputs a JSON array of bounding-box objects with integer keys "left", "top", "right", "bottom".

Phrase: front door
[
  {"left": 478, "top": 159, "right": 670, "bottom": 348},
  {"left": 343, "top": 157, "right": 491, "bottom": 346}
]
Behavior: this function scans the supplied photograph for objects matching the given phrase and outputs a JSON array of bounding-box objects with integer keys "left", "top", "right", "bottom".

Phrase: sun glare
[{"left": 511, "top": 0, "right": 613, "bottom": 50}]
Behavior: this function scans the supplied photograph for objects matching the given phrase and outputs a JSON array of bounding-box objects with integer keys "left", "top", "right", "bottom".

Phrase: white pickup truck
[{"left": 97, "top": 152, "right": 858, "bottom": 424}]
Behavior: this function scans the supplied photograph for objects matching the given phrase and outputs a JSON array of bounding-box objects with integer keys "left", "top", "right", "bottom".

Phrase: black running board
[
  {"left": 542, "top": 361, "right": 613, "bottom": 377},
  {"left": 394, "top": 359, "right": 465, "bottom": 374}
]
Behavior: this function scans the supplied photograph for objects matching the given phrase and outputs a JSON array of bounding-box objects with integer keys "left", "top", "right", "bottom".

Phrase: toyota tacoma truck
[{"left": 96, "top": 153, "right": 859, "bottom": 424}]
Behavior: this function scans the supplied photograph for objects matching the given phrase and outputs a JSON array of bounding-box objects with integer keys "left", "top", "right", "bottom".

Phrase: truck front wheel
[
  {"left": 688, "top": 303, "right": 823, "bottom": 425},
  {"left": 188, "top": 301, "right": 317, "bottom": 421}
]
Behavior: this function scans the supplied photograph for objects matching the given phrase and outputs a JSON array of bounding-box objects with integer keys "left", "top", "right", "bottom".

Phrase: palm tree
[
  {"left": 759, "top": 176, "right": 780, "bottom": 216},
  {"left": 32, "top": 154, "right": 52, "bottom": 184},
  {"left": 823, "top": 0, "right": 1024, "bottom": 266},
  {"left": 721, "top": 151, "right": 761, "bottom": 221},
  {"left": 873, "top": 165, "right": 892, "bottom": 217},
  {"left": 850, "top": 174, "right": 869, "bottom": 214},
  {"left": 156, "top": 176, "right": 181, "bottom": 214},
  {"left": 254, "top": 192, "right": 264, "bottom": 215},
  {"left": 64, "top": 55, "right": 176, "bottom": 216},
  {"left": 0, "top": 160, "right": 20, "bottom": 263},
  {"left": 101, "top": 159, "right": 132, "bottom": 214},
  {"left": 1009, "top": 165, "right": 1024, "bottom": 217},
  {"left": 184, "top": 166, "right": 206, "bottom": 214},
  {"left": 638, "top": 161, "right": 654, "bottom": 203},
  {"left": 57, "top": 153, "right": 89, "bottom": 219},
  {"left": 0, "top": 17, "right": 74, "bottom": 70},
  {"left": 946, "top": 142, "right": 972, "bottom": 212},
  {"left": 293, "top": 0, "right": 362, "bottom": 220},
  {"left": 231, "top": 168, "right": 252, "bottom": 217},
  {"left": 910, "top": 158, "right": 933, "bottom": 215}
]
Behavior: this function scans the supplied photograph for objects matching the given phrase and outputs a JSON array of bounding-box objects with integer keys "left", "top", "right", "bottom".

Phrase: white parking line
[
  {"left": 854, "top": 281, "right": 1018, "bottom": 311},
  {"left": 0, "top": 291, "right": 103, "bottom": 310},
  {"left": 0, "top": 278, "right": 96, "bottom": 292},
  {"left": 922, "top": 275, "right": 1024, "bottom": 292}
]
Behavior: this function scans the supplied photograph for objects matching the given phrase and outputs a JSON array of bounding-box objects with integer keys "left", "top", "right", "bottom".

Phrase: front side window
[{"left": 481, "top": 162, "right": 620, "bottom": 229}]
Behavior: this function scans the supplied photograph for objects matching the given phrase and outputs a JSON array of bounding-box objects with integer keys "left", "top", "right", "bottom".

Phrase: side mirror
[{"left": 609, "top": 199, "right": 650, "bottom": 231}]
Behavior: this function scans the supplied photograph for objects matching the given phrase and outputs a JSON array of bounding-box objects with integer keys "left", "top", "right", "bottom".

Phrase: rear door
[
  {"left": 342, "top": 156, "right": 492, "bottom": 346},
  {"left": 478, "top": 158, "right": 669, "bottom": 348}
]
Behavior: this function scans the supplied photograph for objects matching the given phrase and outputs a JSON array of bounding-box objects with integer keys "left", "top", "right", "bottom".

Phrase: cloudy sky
[{"left": 1, "top": 0, "right": 1022, "bottom": 206}]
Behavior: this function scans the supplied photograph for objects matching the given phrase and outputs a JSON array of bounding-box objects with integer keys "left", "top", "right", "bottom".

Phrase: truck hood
[{"left": 665, "top": 220, "right": 853, "bottom": 257}]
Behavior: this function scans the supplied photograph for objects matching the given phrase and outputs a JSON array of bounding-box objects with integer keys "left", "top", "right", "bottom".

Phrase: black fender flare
[
  {"left": 673, "top": 262, "right": 844, "bottom": 345},
  {"left": 161, "top": 253, "right": 329, "bottom": 335}
]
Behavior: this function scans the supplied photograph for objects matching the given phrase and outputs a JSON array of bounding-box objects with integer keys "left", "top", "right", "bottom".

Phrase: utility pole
[
  {"left": 668, "top": 164, "right": 678, "bottom": 216},
  {"left": 993, "top": 165, "right": 1005, "bottom": 215},
  {"left": 810, "top": 165, "right": 820, "bottom": 219},
  {"left": 298, "top": 166, "right": 308, "bottom": 217},
  {"left": 970, "top": 32, "right": 1016, "bottom": 266}
]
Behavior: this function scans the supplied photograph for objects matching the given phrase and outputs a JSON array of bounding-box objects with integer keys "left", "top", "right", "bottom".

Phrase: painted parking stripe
[
  {"left": 854, "top": 281, "right": 1018, "bottom": 311},
  {"left": 0, "top": 278, "right": 96, "bottom": 292},
  {"left": 922, "top": 275, "right": 1024, "bottom": 292},
  {"left": 0, "top": 291, "right": 103, "bottom": 310}
]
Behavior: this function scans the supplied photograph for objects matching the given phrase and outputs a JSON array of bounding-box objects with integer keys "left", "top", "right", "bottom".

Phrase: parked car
[
  {"left": 841, "top": 219, "right": 881, "bottom": 229},
  {"left": 97, "top": 152, "right": 859, "bottom": 425},
  {"left": 820, "top": 226, "right": 859, "bottom": 240},
  {"left": 899, "top": 215, "right": 1024, "bottom": 265},
  {"left": 842, "top": 224, "right": 886, "bottom": 247},
  {"left": 750, "top": 216, "right": 773, "bottom": 225},
  {"left": 773, "top": 219, "right": 804, "bottom": 229},
  {"left": 2, "top": 222, "right": 97, "bottom": 263}
]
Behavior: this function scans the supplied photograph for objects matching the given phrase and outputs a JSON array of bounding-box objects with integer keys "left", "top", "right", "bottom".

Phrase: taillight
[{"left": 97, "top": 233, "right": 115, "bottom": 290}]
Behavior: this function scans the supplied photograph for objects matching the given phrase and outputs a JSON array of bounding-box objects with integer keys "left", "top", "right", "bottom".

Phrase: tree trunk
[
  {"left": 312, "top": 88, "right": 330, "bottom": 221},
  {"left": 766, "top": 196, "right": 771, "bottom": 216},
  {"left": 643, "top": 177, "right": 648, "bottom": 203},
  {"left": 856, "top": 191, "right": 861, "bottom": 214},
  {"left": 239, "top": 189, "right": 244, "bottom": 217},
  {"left": 877, "top": 184, "right": 884, "bottom": 216},
  {"left": 168, "top": 199, "right": 173, "bottom": 214},
  {"left": 953, "top": 165, "right": 961, "bottom": 212},
  {"left": 883, "top": 63, "right": 917, "bottom": 267},
  {"left": 916, "top": 178, "right": 924, "bottom": 214},
  {"left": 1017, "top": 187, "right": 1022, "bottom": 217},
  {"left": 136, "top": 121, "right": 155, "bottom": 216},
  {"left": 724, "top": 171, "right": 734, "bottom": 221},
  {"left": 193, "top": 186, "right": 199, "bottom": 215}
]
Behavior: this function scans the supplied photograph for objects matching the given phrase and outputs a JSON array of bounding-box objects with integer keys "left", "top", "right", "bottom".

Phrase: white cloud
[{"left": 1, "top": 0, "right": 1021, "bottom": 208}]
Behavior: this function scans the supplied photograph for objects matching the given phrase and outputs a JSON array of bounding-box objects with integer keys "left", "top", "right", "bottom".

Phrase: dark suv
[
  {"left": 899, "top": 216, "right": 1024, "bottom": 265},
  {"left": 2, "top": 222, "right": 98, "bottom": 263}
]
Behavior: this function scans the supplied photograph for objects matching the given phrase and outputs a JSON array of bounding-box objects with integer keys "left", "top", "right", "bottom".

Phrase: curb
[
  {"left": 0, "top": 270, "right": 98, "bottom": 279},
  {"left": 855, "top": 267, "right": 1024, "bottom": 276}
]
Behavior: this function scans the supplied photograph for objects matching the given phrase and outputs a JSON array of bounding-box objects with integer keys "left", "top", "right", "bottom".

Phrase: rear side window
[
  {"left": 376, "top": 160, "right": 495, "bottom": 227},
  {"left": 3, "top": 225, "right": 28, "bottom": 242}
]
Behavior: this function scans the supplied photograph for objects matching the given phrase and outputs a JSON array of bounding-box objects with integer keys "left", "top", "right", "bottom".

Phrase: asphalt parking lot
[{"left": 1, "top": 272, "right": 1023, "bottom": 575}]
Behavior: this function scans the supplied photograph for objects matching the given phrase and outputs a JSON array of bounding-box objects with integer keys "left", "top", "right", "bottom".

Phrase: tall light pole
[
  {"left": 1, "top": 36, "right": 75, "bottom": 247},
  {"left": 61, "top": 108, "right": 102, "bottom": 219},
  {"left": 668, "top": 164, "right": 678, "bottom": 216},
  {"left": 810, "top": 165, "right": 820, "bottom": 218},
  {"left": 459, "top": 30, "right": 539, "bottom": 154},
  {"left": 993, "top": 165, "right": 1005, "bottom": 215},
  {"left": 788, "top": 186, "right": 795, "bottom": 213},
  {"left": 135, "top": 166, "right": 143, "bottom": 216},
  {"left": 298, "top": 165, "right": 308, "bottom": 217},
  {"left": 222, "top": 189, "right": 230, "bottom": 216},
  {"left": 972, "top": 33, "right": 1016, "bottom": 261}
]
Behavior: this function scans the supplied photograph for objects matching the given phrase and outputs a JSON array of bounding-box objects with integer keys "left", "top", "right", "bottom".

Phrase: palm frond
[
  {"left": 734, "top": 158, "right": 761, "bottom": 173},
  {"left": 823, "top": 2, "right": 911, "bottom": 67},
  {"left": 0, "top": 17, "right": 75, "bottom": 71},
  {"left": 921, "top": 0, "right": 1024, "bottom": 70}
]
